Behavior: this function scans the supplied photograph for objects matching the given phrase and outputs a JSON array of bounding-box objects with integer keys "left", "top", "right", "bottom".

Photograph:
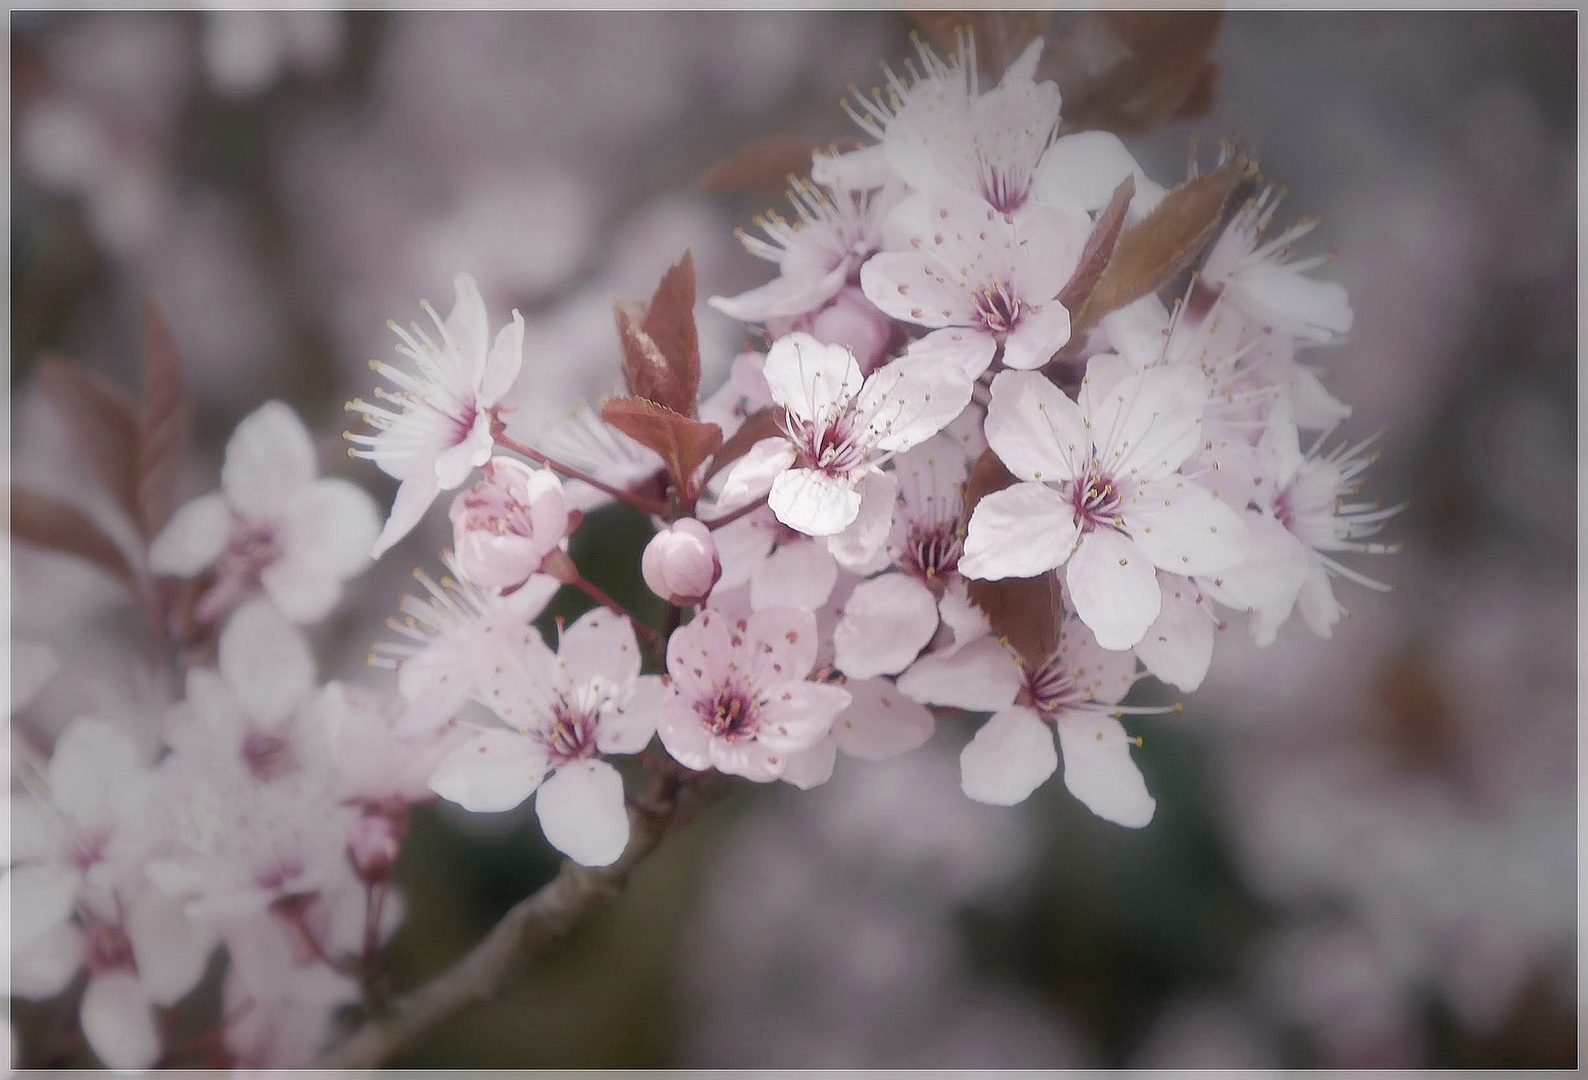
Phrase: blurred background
[{"left": 9, "top": 10, "right": 1577, "bottom": 1068}]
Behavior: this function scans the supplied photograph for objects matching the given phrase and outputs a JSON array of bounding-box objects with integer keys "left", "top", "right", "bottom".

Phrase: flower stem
[
  {"left": 492, "top": 424, "right": 665, "bottom": 516},
  {"left": 701, "top": 495, "right": 767, "bottom": 532}
]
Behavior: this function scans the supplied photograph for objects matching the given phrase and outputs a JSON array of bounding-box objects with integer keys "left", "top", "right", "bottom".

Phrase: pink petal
[
  {"left": 596, "top": 675, "right": 664, "bottom": 756},
  {"left": 1055, "top": 712, "right": 1155, "bottom": 827},
  {"left": 147, "top": 493, "right": 231, "bottom": 576},
  {"left": 762, "top": 332, "right": 863, "bottom": 422},
  {"left": 960, "top": 706, "right": 1057, "bottom": 805},
  {"left": 1066, "top": 529, "right": 1161, "bottom": 650},
  {"left": 428, "top": 729, "right": 549, "bottom": 813},
  {"left": 832, "top": 573, "right": 939, "bottom": 679},
  {"left": 1000, "top": 303, "right": 1073, "bottom": 371},
  {"left": 780, "top": 736, "right": 838, "bottom": 790},
  {"left": 81, "top": 970, "right": 160, "bottom": 1071},
  {"left": 897, "top": 636, "right": 1022, "bottom": 712},
  {"left": 832, "top": 677, "right": 935, "bottom": 761},
  {"left": 222, "top": 401, "right": 316, "bottom": 519},
  {"left": 1127, "top": 477, "right": 1252, "bottom": 577},
  {"left": 749, "top": 537, "right": 838, "bottom": 612},
  {"left": 556, "top": 607, "right": 641, "bottom": 687},
  {"left": 768, "top": 467, "right": 862, "bottom": 537},
  {"left": 984, "top": 370, "right": 1085, "bottom": 484},
  {"left": 478, "top": 308, "right": 525, "bottom": 406},
  {"left": 825, "top": 471, "right": 897, "bottom": 570},
  {"left": 127, "top": 890, "right": 218, "bottom": 1007},
  {"left": 860, "top": 250, "right": 977, "bottom": 329},
  {"left": 219, "top": 599, "right": 314, "bottom": 725},
  {"left": 745, "top": 606, "right": 819, "bottom": 684},
  {"left": 1132, "top": 573, "right": 1216, "bottom": 692},
  {"left": 371, "top": 472, "right": 441, "bottom": 559},
  {"left": 536, "top": 760, "right": 628, "bottom": 867},
  {"left": 959, "top": 482, "right": 1078, "bottom": 581}
]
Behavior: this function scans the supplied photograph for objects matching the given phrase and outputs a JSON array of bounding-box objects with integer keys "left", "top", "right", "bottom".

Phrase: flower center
[
  {"left": 785, "top": 412, "right": 870, "bottom": 477},
  {"left": 243, "top": 730, "right": 296, "bottom": 781},
  {"left": 980, "top": 162, "right": 1030, "bottom": 216},
  {"left": 699, "top": 682, "right": 759, "bottom": 741},
  {"left": 1070, "top": 466, "right": 1125, "bottom": 533},
  {"left": 83, "top": 914, "right": 135, "bottom": 973},
  {"left": 1026, "top": 659, "right": 1085, "bottom": 718},
  {"left": 974, "top": 281, "right": 1022, "bottom": 334},
  {"left": 904, "top": 519, "right": 963, "bottom": 581},
  {"left": 543, "top": 702, "right": 598, "bottom": 766}
]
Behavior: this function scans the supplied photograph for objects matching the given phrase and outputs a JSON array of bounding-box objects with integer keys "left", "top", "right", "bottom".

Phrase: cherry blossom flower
[
  {"left": 960, "top": 362, "right": 1250, "bottom": 650},
  {"left": 711, "top": 506, "right": 843, "bottom": 612},
  {"left": 1200, "top": 186, "right": 1354, "bottom": 344},
  {"left": 371, "top": 554, "right": 560, "bottom": 731},
  {"left": 428, "top": 609, "right": 665, "bottom": 866},
  {"left": 710, "top": 178, "right": 901, "bottom": 325},
  {"left": 347, "top": 273, "right": 525, "bottom": 558},
  {"left": 449, "top": 456, "right": 570, "bottom": 589},
  {"left": 718, "top": 332, "right": 972, "bottom": 543},
  {"left": 901, "top": 618, "right": 1155, "bottom": 824},
  {"left": 148, "top": 400, "right": 380, "bottom": 624},
  {"left": 861, "top": 191, "right": 1089, "bottom": 374},
  {"left": 642, "top": 518, "right": 722, "bottom": 606},
  {"left": 655, "top": 607, "right": 851, "bottom": 782}
]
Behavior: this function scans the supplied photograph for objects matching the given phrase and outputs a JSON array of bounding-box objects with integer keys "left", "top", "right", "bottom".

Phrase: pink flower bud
[
  {"left": 347, "top": 812, "right": 404, "bottom": 883},
  {"left": 449, "top": 457, "right": 569, "bottom": 589},
  {"left": 642, "top": 518, "right": 721, "bottom": 606}
]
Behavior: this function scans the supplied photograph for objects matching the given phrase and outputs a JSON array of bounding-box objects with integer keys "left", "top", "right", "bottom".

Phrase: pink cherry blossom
[
  {"left": 347, "top": 272, "right": 525, "bottom": 558},
  {"left": 655, "top": 607, "right": 851, "bottom": 782},
  {"left": 427, "top": 608, "right": 665, "bottom": 866},
  {"left": 449, "top": 456, "right": 570, "bottom": 589},
  {"left": 148, "top": 400, "right": 380, "bottom": 625},
  {"left": 960, "top": 364, "right": 1250, "bottom": 650}
]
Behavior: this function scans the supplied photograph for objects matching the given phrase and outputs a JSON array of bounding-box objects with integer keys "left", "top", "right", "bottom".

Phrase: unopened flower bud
[
  {"left": 642, "top": 518, "right": 721, "bottom": 606},
  {"left": 449, "top": 457, "right": 569, "bottom": 589},
  {"left": 347, "top": 812, "right": 403, "bottom": 883}
]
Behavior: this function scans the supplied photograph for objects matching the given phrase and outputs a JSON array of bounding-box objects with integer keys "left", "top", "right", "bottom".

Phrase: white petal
[
  {"left": 428, "top": 730, "right": 548, "bottom": 813},
  {"left": 711, "top": 263, "right": 849, "bottom": 322},
  {"left": 146, "top": 493, "right": 231, "bottom": 576},
  {"left": 811, "top": 143, "right": 890, "bottom": 190},
  {"left": 655, "top": 697, "right": 714, "bottom": 772},
  {"left": 825, "top": 470, "right": 897, "bottom": 570},
  {"left": 1127, "top": 477, "right": 1251, "bottom": 576},
  {"left": 960, "top": 706, "right": 1057, "bottom": 806},
  {"left": 278, "top": 477, "right": 381, "bottom": 581},
  {"left": 762, "top": 331, "right": 863, "bottom": 422},
  {"left": 832, "top": 677, "right": 935, "bottom": 761},
  {"left": 596, "top": 675, "right": 664, "bottom": 756},
  {"left": 896, "top": 636, "right": 1021, "bottom": 712},
  {"left": 1066, "top": 529, "right": 1160, "bottom": 650},
  {"left": 984, "top": 370, "right": 1085, "bottom": 483},
  {"left": 371, "top": 472, "right": 440, "bottom": 559},
  {"left": 718, "top": 438, "right": 797, "bottom": 511},
  {"left": 831, "top": 573, "right": 939, "bottom": 679},
  {"left": 10, "top": 863, "right": 80, "bottom": 948},
  {"left": 127, "top": 891, "right": 217, "bottom": 1007},
  {"left": 219, "top": 599, "right": 314, "bottom": 725},
  {"left": 854, "top": 352, "right": 976, "bottom": 454},
  {"left": 750, "top": 536, "right": 838, "bottom": 612},
  {"left": 556, "top": 607, "right": 640, "bottom": 688},
  {"left": 478, "top": 308, "right": 525, "bottom": 405},
  {"left": 959, "top": 482, "right": 1078, "bottom": 581},
  {"left": 222, "top": 400, "right": 317, "bottom": 519},
  {"left": 259, "top": 565, "right": 341, "bottom": 625},
  {"left": 1008, "top": 203, "right": 1093, "bottom": 303},
  {"left": 1296, "top": 562, "right": 1343, "bottom": 639},
  {"left": 445, "top": 272, "right": 491, "bottom": 377},
  {"left": 768, "top": 467, "right": 862, "bottom": 537},
  {"left": 46, "top": 717, "right": 142, "bottom": 821},
  {"left": 11, "top": 920, "right": 84, "bottom": 998},
  {"left": 1055, "top": 712, "right": 1155, "bottom": 827},
  {"left": 81, "top": 970, "right": 160, "bottom": 1071},
  {"left": 779, "top": 736, "right": 837, "bottom": 790},
  {"left": 1082, "top": 365, "right": 1207, "bottom": 481},
  {"left": 904, "top": 326, "right": 998, "bottom": 380},
  {"left": 536, "top": 760, "right": 628, "bottom": 867},
  {"left": 1033, "top": 130, "right": 1157, "bottom": 212},
  {"left": 861, "top": 251, "right": 976, "bottom": 329},
  {"left": 754, "top": 681, "right": 852, "bottom": 753},
  {"left": 744, "top": 605, "right": 820, "bottom": 683},
  {"left": 1000, "top": 303, "right": 1072, "bottom": 370},
  {"left": 1197, "top": 512, "right": 1309, "bottom": 647},
  {"left": 710, "top": 507, "right": 777, "bottom": 589},
  {"left": 1132, "top": 574, "right": 1215, "bottom": 692},
  {"left": 433, "top": 412, "right": 493, "bottom": 489}
]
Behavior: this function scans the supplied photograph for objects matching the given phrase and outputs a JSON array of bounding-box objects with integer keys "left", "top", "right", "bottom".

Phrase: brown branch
[{"left": 314, "top": 767, "right": 715, "bottom": 1068}]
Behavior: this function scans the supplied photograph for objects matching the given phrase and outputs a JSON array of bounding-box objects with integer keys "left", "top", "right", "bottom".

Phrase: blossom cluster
[{"left": 10, "top": 30, "right": 1398, "bottom": 1070}]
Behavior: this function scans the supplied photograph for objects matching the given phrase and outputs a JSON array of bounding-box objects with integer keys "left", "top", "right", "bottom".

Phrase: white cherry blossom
[
  {"left": 148, "top": 400, "right": 379, "bottom": 624},
  {"left": 655, "top": 607, "right": 851, "bottom": 782},
  {"left": 427, "top": 609, "right": 665, "bottom": 866},
  {"left": 347, "top": 272, "right": 525, "bottom": 558},
  {"left": 960, "top": 362, "right": 1251, "bottom": 650}
]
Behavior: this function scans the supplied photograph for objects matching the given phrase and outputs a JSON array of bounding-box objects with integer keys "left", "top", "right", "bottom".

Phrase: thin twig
[
  {"left": 314, "top": 768, "right": 715, "bottom": 1069},
  {"left": 568, "top": 572, "right": 664, "bottom": 653},
  {"left": 701, "top": 494, "right": 767, "bottom": 532}
]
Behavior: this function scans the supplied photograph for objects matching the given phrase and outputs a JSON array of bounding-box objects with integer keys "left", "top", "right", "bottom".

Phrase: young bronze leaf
[
  {"left": 1056, "top": 174, "right": 1135, "bottom": 313},
  {"left": 614, "top": 304, "right": 680, "bottom": 412},
  {"left": 699, "top": 136, "right": 826, "bottom": 193},
  {"left": 138, "top": 300, "right": 191, "bottom": 541},
  {"left": 961, "top": 449, "right": 1060, "bottom": 666},
  {"left": 34, "top": 357, "right": 142, "bottom": 526},
  {"left": 701, "top": 407, "right": 783, "bottom": 483},
  {"left": 599, "top": 397, "right": 723, "bottom": 501},
  {"left": 908, "top": 11, "right": 1053, "bottom": 81},
  {"left": 1071, "top": 153, "right": 1253, "bottom": 335},
  {"left": 11, "top": 485, "right": 137, "bottom": 588},
  {"left": 640, "top": 251, "right": 701, "bottom": 415}
]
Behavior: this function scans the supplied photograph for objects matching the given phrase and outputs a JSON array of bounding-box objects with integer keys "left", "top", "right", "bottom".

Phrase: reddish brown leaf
[
  {"left": 702, "top": 408, "right": 784, "bottom": 483},
  {"left": 599, "top": 397, "right": 723, "bottom": 502},
  {"left": 1043, "top": 11, "right": 1223, "bottom": 138},
  {"left": 961, "top": 450, "right": 1060, "bottom": 666},
  {"left": 1057, "top": 174, "right": 1135, "bottom": 313},
  {"left": 699, "top": 136, "right": 827, "bottom": 194},
  {"left": 614, "top": 306, "right": 680, "bottom": 415},
  {"left": 34, "top": 357, "right": 142, "bottom": 526},
  {"left": 640, "top": 251, "right": 701, "bottom": 415},
  {"left": 1071, "top": 152, "right": 1254, "bottom": 335},
  {"left": 908, "top": 11, "right": 1053, "bottom": 81},
  {"left": 10, "top": 485, "right": 137, "bottom": 588},
  {"left": 138, "top": 300, "right": 191, "bottom": 540},
  {"left": 1172, "top": 61, "right": 1221, "bottom": 122}
]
